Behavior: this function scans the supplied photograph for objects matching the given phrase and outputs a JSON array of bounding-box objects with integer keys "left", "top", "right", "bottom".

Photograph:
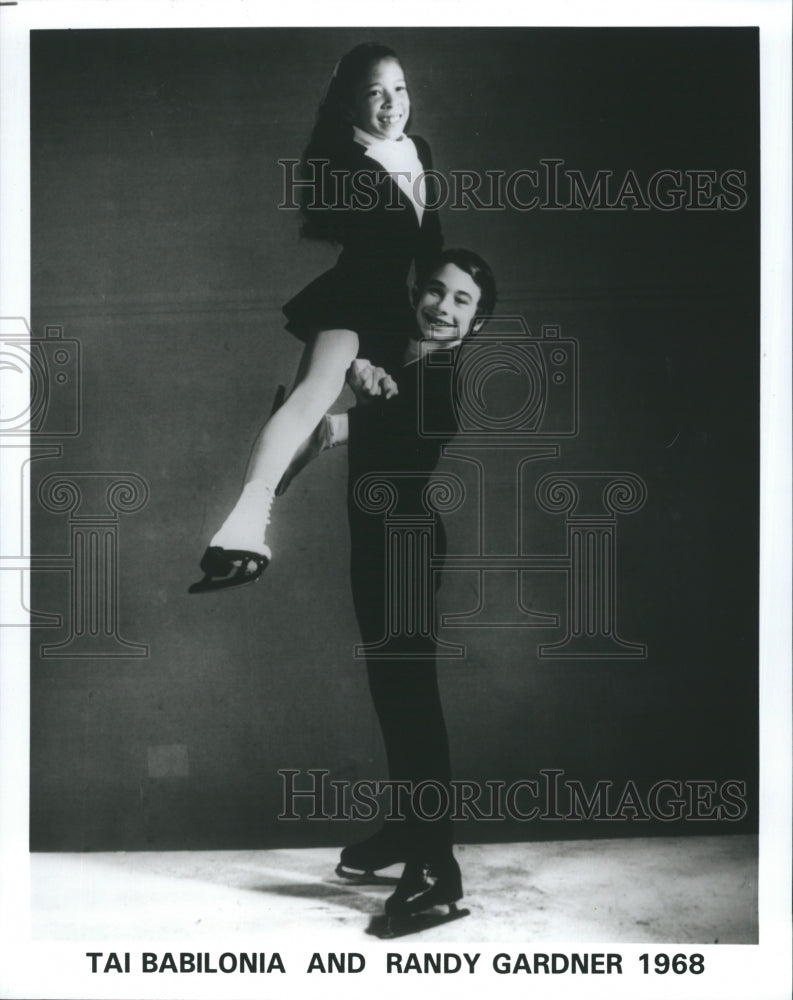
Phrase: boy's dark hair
[
  {"left": 300, "top": 43, "right": 409, "bottom": 243},
  {"left": 421, "top": 248, "right": 497, "bottom": 318}
]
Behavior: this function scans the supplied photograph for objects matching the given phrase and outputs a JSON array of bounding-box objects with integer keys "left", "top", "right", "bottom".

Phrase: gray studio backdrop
[{"left": 29, "top": 28, "right": 758, "bottom": 850}]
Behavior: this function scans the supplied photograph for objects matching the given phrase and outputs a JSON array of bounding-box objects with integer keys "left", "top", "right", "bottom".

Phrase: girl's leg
[
  {"left": 209, "top": 328, "right": 358, "bottom": 554},
  {"left": 245, "top": 327, "right": 358, "bottom": 486},
  {"left": 277, "top": 357, "right": 396, "bottom": 495},
  {"left": 275, "top": 411, "right": 349, "bottom": 496}
]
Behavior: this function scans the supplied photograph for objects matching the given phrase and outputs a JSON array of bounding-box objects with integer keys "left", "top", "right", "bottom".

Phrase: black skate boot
[
  {"left": 370, "top": 850, "right": 470, "bottom": 938},
  {"left": 336, "top": 825, "right": 409, "bottom": 883}
]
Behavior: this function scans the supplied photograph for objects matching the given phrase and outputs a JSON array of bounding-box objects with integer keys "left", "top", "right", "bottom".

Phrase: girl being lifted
[{"left": 190, "top": 42, "right": 441, "bottom": 593}]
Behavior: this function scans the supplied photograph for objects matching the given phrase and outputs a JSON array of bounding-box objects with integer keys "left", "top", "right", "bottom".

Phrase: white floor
[{"left": 31, "top": 835, "right": 757, "bottom": 943}]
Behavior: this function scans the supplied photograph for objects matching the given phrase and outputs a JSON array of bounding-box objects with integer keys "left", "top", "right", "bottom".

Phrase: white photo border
[{"left": 0, "top": 2, "right": 789, "bottom": 999}]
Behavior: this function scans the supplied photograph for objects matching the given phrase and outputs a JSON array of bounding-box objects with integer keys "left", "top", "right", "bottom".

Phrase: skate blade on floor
[
  {"left": 334, "top": 863, "right": 400, "bottom": 886},
  {"left": 366, "top": 904, "right": 471, "bottom": 939}
]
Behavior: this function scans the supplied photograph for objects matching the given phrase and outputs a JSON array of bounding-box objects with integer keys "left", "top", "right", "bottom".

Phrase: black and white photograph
[{"left": 0, "top": 2, "right": 790, "bottom": 999}]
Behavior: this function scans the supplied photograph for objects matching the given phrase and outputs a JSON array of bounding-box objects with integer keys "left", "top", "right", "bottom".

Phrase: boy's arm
[{"left": 347, "top": 358, "right": 399, "bottom": 403}]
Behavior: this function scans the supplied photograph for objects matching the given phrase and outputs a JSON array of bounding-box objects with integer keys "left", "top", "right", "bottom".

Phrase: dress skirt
[{"left": 283, "top": 262, "right": 417, "bottom": 370}]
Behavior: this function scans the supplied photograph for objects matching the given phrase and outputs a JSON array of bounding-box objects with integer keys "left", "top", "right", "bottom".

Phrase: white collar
[
  {"left": 352, "top": 125, "right": 408, "bottom": 151},
  {"left": 352, "top": 127, "right": 425, "bottom": 224}
]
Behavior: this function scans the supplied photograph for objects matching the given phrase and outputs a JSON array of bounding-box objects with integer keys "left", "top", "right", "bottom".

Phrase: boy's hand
[{"left": 347, "top": 359, "right": 399, "bottom": 403}]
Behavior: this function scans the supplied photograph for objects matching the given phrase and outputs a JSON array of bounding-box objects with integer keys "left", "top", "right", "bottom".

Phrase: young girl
[{"left": 190, "top": 43, "right": 442, "bottom": 593}]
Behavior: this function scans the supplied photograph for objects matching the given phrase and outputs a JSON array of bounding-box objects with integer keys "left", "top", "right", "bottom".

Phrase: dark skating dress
[{"left": 282, "top": 134, "right": 442, "bottom": 371}]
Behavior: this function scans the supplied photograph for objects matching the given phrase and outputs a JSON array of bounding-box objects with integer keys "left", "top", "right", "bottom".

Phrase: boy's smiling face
[{"left": 414, "top": 263, "right": 482, "bottom": 342}]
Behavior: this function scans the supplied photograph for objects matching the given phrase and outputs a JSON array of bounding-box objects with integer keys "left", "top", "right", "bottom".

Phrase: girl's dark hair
[
  {"left": 299, "top": 43, "right": 407, "bottom": 242},
  {"left": 422, "top": 248, "right": 498, "bottom": 317}
]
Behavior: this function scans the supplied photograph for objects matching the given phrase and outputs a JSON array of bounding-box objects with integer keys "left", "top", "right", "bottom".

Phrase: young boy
[
  {"left": 188, "top": 249, "right": 495, "bottom": 592},
  {"left": 340, "top": 249, "right": 496, "bottom": 933},
  {"left": 278, "top": 247, "right": 497, "bottom": 488}
]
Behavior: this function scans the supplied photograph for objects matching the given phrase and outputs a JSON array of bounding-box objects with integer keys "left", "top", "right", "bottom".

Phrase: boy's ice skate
[{"left": 367, "top": 852, "right": 470, "bottom": 938}]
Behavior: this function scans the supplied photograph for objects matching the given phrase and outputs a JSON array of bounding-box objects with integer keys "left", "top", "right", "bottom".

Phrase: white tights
[{"left": 210, "top": 328, "right": 358, "bottom": 553}]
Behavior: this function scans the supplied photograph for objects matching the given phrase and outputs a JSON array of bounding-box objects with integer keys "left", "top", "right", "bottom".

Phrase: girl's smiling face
[{"left": 351, "top": 57, "right": 410, "bottom": 140}]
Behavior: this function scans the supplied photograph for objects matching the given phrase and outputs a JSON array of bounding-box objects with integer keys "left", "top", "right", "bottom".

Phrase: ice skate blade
[
  {"left": 367, "top": 904, "right": 471, "bottom": 939},
  {"left": 334, "top": 863, "right": 399, "bottom": 886},
  {"left": 188, "top": 547, "right": 270, "bottom": 594}
]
